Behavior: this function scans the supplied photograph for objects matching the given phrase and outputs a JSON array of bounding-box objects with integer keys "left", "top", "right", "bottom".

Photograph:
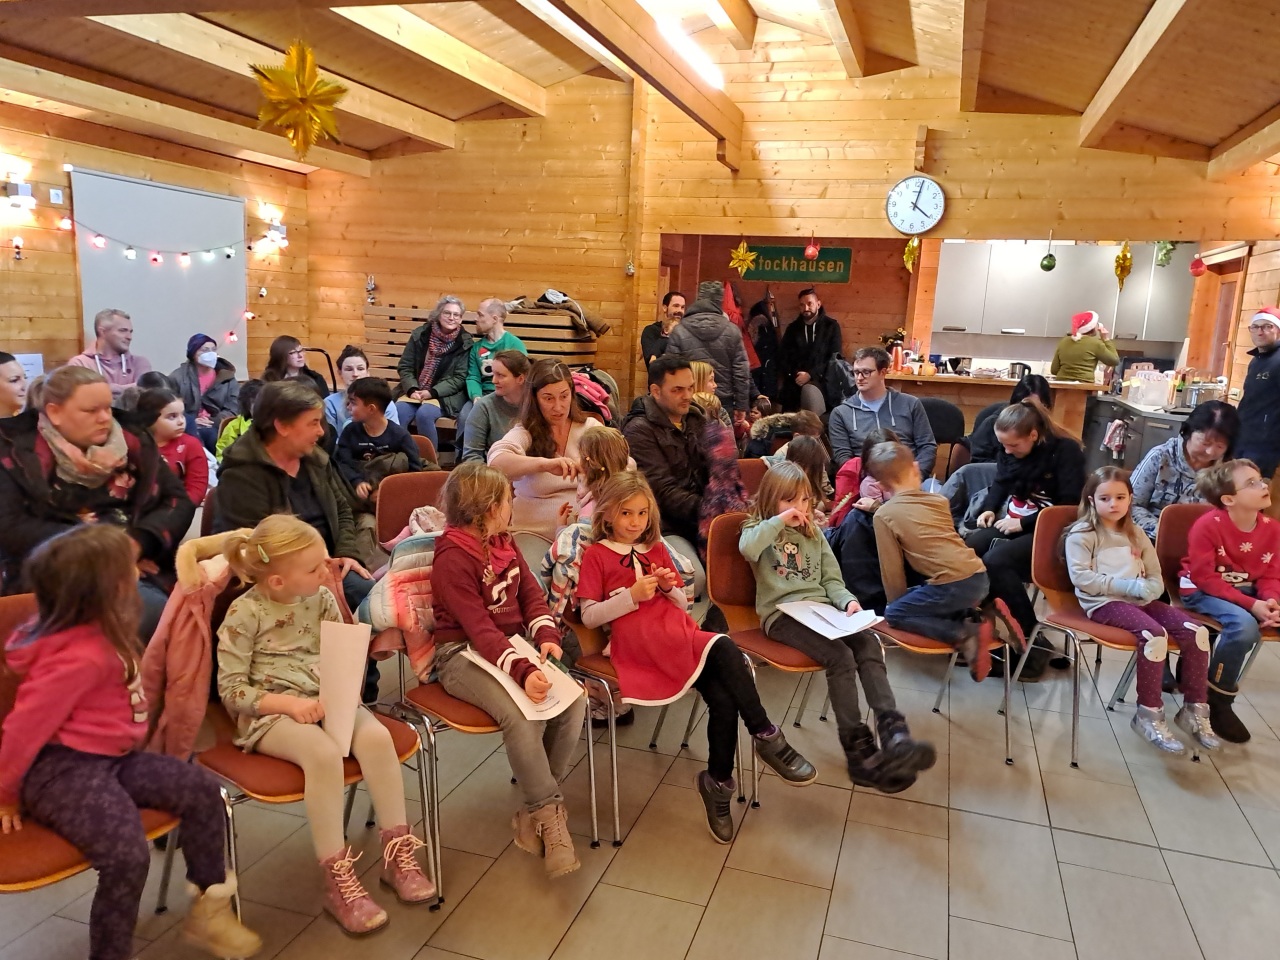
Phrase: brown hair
[
  {"left": 519, "top": 359, "right": 586, "bottom": 458},
  {"left": 223, "top": 514, "right": 325, "bottom": 584},
  {"left": 590, "top": 470, "right": 661, "bottom": 548},
  {"left": 252, "top": 380, "right": 324, "bottom": 440},
  {"left": 693, "top": 390, "right": 722, "bottom": 419},
  {"left": 579, "top": 426, "right": 630, "bottom": 498},
  {"left": 864, "top": 440, "right": 916, "bottom": 488},
  {"left": 1196, "top": 458, "right": 1261, "bottom": 508},
  {"left": 786, "top": 435, "right": 830, "bottom": 505},
  {"left": 262, "top": 335, "right": 303, "bottom": 381},
  {"left": 749, "top": 461, "right": 818, "bottom": 539},
  {"left": 492, "top": 349, "right": 531, "bottom": 379},
  {"left": 440, "top": 462, "right": 512, "bottom": 547},
  {"left": 23, "top": 525, "right": 143, "bottom": 681},
  {"left": 42, "top": 365, "right": 107, "bottom": 408},
  {"left": 792, "top": 410, "right": 823, "bottom": 437},
  {"left": 993, "top": 396, "right": 1075, "bottom": 444},
  {"left": 1068, "top": 466, "right": 1144, "bottom": 548},
  {"left": 859, "top": 427, "right": 900, "bottom": 465}
]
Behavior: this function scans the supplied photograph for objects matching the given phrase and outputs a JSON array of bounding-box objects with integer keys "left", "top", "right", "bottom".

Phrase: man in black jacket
[
  {"left": 1235, "top": 308, "right": 1280, "bottom": 476},
  {"left": 778, "top": 287, "right": 843, "bottom": 413}
]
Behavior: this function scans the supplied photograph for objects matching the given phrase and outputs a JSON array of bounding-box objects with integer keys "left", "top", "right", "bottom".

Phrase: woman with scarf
[
  {"left": 394, "top": 295, "right": 474, "bottom": 449},
  {"left": 0, "top": 365, "right": 194, "bottom": 639}
]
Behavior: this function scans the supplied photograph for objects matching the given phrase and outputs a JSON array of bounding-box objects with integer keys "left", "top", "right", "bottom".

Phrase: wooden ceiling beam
[
  {"left": 331, "top": 5, "right": 547, "bottom": 117},
  {"left": 0, "top": 43, "right": 370, "bottom": 176},
  {"left": 1209, "top": 103, "right": 1280, "bottom": 180},
  {"left": 1079, "top": 0, "right": 1202, "bottom": 148},
  {"left": 704, "top": 0, "right": 757, "bottom": 51},
  {"left": 88, "top": 13, "right": 455, "bottom": 149},
  {"left": 959, "top": 0, "right": 987, "bottom": 112},
  {"left": 506, "top": 0, "right": 630, "bottom": 81},
  {"left": 540, "top": 0, "right": 743, "bottom": 171},
  {"left": 0, "top": 0, "right": 390, "bottom": 14},
  {"left": 815, "top": 0, "right": 867, "bottom": 79}
]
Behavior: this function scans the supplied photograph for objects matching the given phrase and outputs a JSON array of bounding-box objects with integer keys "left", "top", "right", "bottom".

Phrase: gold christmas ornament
[
  {"left": 251, "top": 41, "right": 347, "bottom": 160},
  {"left": 903, "top": 235, "right": 921, "bottom": 273},
  {"left": 1114, "top": 240, "right": 1133, "bottom": 291},
  {"left": 728, "top": 241, "right": 757, "bottom": 277}
]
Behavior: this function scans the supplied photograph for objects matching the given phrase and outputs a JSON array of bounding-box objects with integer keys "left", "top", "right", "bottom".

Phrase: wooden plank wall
[
  {"left": 307, "top": 77, "right": 637, "bottom": 393},
  {"left": 1232, "top": 240, "right": 1280, "bottom": 391},
  {"left": 0, "top": 103, "right": 307, "bottom": 376}
]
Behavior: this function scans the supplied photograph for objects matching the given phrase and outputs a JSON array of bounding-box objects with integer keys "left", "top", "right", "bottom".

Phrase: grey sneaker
[
  {"left": 1131, "top": 705, "right": 1186, "bottom": 755},
  {"left": 695, "top": 771, "right": 735, "bottom": 844},
  {"left": 1174, "top": 702, "right": 1221, "bottom": 751},
  {"left": 753, "top": 727, "right": 817, "bottom": 785}
]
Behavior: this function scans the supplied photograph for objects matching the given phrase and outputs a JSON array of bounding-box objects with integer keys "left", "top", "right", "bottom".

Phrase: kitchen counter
[{"left": 884, "top": 372, "right": 1106, "bottom": 434}]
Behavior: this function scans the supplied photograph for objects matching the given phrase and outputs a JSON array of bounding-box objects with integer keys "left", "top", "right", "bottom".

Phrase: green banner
[{"left": 742, "top": 245, "right": 853, "bottom": 283}]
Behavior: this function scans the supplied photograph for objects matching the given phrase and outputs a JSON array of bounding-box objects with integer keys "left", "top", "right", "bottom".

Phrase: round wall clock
[{"left": 885, "top": 175, "right": 945, "bottom": 235}]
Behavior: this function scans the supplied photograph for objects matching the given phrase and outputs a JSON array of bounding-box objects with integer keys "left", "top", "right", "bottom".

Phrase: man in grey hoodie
[
  {"left": 829, "top": 347, "right": 937, "bottom": 474},
  {"left": 665, "top": 279, "right": 752, "bottom": 421}
]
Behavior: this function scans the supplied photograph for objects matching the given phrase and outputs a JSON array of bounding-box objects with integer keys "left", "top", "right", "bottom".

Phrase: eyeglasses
[
  {"left": 288, "top": 349, "right": 305, "bottom": 356},
  {"left": 1249, "top": 323, "right": 1277, "bottom": 332},
  {"left": 1241, "top": 477, "right": 1269, "bottom": 490},
  {"left": 852, "top": 368, "right": 878, "bottom": 378}
]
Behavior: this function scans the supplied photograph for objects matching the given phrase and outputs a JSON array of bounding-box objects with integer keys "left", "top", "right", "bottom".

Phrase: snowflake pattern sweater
[{"left": 1179, "top": 508, "right": 1280, "bottom": 608}]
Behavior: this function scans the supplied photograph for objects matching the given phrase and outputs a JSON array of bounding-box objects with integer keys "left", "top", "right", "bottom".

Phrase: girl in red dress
[{"left": 576, "top": 470, "right": 816, "bottom": 843}]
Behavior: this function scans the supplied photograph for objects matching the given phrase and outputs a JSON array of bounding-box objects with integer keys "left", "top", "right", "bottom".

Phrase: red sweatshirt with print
[{"left": 1179, "top": 508, "right": 1280, "bottom": 609}]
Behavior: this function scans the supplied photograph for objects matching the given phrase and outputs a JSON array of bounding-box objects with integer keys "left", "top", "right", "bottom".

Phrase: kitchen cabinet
[
  {"left": 1082, "top": 395, "right": 1187, "bottom": 474},
  {"left": 980, "top": 243, "right": 1049, "bottom": 337},
  {"left": 1142, "top": 243, "right": 1196, "bottom": 342},
  {"left": 932, "top": 242, "right": 990, "bottom": 335},
  {"left": 1111, "top": 243, "right": 1155, "bottom": 342}
]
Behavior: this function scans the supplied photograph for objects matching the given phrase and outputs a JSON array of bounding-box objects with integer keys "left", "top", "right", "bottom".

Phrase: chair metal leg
[
  {"left": 680, "top": 698, "right": 701, "bottom": 750},
  {"left": 342, "top": 782, "right": 358, "bottom": 837},
  {"left": 1008, "top": 624, "right": 1043, "bottom": 687},
  {"left": 219, "top": 786, "right": 242, "bottom": 921},
  {"left": 155, "top": 825, "right": 178, "bottom": 914},
  {"left": 604, "top": 683, "right": 622, "bottom": 847},
  {"left": 738, "top": 653, "right": 762, "bottom": 808},
  {"left": 794, "top": 673, "right": 815, "bottom": 727},
  {"left": 1070, "top": 633, "right": 1081, "bottom": 768},
  {"left": 1107, "top": 652, "right": 1138, "bottom": 711},
  {"left": 579, "top": 678, "right": 602, "bottom": 848},
  {"left": 408, "top": 722, "right": 441, "bottom": 909},
  {"left": 648, "top": 704, "right": 669, "bottom": 750},
  {"left": 1003, "top": 643, "right": 1013, "bottom": 765},
  {"left": 933, "top": 653, "right": 958, "bottom": 713},
  {"left": 819, "top": 693, "right": 830, "bottom": 721}
]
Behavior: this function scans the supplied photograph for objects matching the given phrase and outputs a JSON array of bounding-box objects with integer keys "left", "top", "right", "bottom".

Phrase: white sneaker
[
  {"left": 1132, "top": 705, "right": 1186, "bottom": 754},
  {"left": 1174, "top": 702, "right": 1221, "bottom": 750}
]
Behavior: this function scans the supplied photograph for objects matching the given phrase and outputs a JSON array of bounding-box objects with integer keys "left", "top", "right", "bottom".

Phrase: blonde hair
[
  {"left": 441, "top": 462, "right": 511, "bottom": 544},
  {"left": 590, "top": 471, "right": 662, "bottom": 548},
  {"left": 224, "top": 514, "right": 325, "bottom": 584},
  {"left": 749, "top": 461, "right": 818, "bottom": 539},
  {"left": 579, "top": 426, "right": 630, "bottom": 497},
  {"left": 693, "top": 391, "right": 722, "bottom": 419},
  {"left": 1196, "top": 458, "right": 1261, "bottom": 508},
  {"left": 689, "top": 361, "right": 716, "bottom": 395}
]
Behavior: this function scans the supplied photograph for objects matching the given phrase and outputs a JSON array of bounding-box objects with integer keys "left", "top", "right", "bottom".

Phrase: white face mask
[{"left": 197, "top": 350, "right": 218, "bottom": 367}]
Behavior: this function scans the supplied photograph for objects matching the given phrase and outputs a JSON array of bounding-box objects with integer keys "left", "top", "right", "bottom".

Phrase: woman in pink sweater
[{"left": 0, "top": 525, "right": 259, "bottom": 960}]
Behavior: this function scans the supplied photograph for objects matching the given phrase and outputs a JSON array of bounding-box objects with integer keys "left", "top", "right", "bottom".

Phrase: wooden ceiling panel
[
  {"left": 849, "top": 0, "right": 917, "bottom": 64},
  {"left": 981, "top": 0, "right": 1155, "bottom": 111}
]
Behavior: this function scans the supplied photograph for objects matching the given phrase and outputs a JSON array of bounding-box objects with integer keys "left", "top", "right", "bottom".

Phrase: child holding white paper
[
  {"left": 217, "top": 515, "right": 434, "bottom": 935},
  {"left": 740, "top": 462, "right": 935, "bottom": 793}
]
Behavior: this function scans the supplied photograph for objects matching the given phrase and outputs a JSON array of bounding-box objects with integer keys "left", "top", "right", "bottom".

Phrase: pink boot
[
  {"left": 379, "top": 825, "right": 436, "bottom": 904},
  {"left": 320, "top": 848, "right": 388, "bottom": 935}
]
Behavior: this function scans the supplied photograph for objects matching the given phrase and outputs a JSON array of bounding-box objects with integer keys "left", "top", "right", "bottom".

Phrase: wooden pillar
[{"left": 904, "top": 238, "right": 941, "bottom": 357}]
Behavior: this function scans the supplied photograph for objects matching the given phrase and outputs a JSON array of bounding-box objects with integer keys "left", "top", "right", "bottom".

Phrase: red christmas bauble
[
  {"left": 804, "top": 243, "right": 820, "bottom": 260},
  {"left": 1189, "top": 256, "right": 1207, "bottom": 277}
]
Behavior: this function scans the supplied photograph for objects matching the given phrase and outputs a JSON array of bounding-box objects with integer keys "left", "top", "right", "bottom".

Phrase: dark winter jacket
[
  {"left": 749, "top": 301, "right": 780, "bottom": 401},
  {"left": 665, "top": 301, "right": 752, "bottom": 413},
  {"left": 0, "top": 410, "right": 195, "bottom": 593},
  {"left": 777, "top": 311, "right": 843, "bottom": 410},
  {"left": 395, "top": 322, "right": 474, "bottom": 418},
  {"left": 640, "top": 321, "right": 672, "bottom": 367},
  {"left": 978, "top": 434, "right": 1086, "bottom": 535},
  {"left": 1235, "top": 346, "right": 1280, "bottom": 474},
  {"left": 622, "top": 396, "right": 709, "bottom": 544},
  {"left": 824, "top": 508, "right": 888, "bottom": 612},
  {"left": 171, "top": 358, "right": 240, "bottom": 424},
  {"left": 828, "top": 388, "right": 938, "bottom": 474},
  {"left": 264, "top": 366, "right": 329, "bottom": 399},
  {"left": 214, "top": 427, "right": 362, "bottom": 562}
]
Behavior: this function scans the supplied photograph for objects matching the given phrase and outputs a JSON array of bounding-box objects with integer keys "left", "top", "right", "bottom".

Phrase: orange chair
[
  {"left": 737, "top": 459, "right": 768, "bottom": 499},
  {"left": 0, "top": 594, "right": 186, "bottom": 915},
  {"left": 376, "top": 471, "right": 450, "bottom": 545},
  {"left": 413, "top": 435, "right": 438, "bottom": 465}
]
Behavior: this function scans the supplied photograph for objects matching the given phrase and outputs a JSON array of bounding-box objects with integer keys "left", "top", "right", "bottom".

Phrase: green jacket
[
  {"left": 213, "top": 427, "right": 361, "bottom": 561},
  {"left": 215, "top": 415, "right": 251, "bottom": 462},
  {"left": 395, "top": 322, "right": 474, "bottom": 417},
  {"left": 1050, "top": 335, "right": 1119, "bottom": 383},
  {"left": 738, "top": 514, "right": 855, "bottom": 631}
]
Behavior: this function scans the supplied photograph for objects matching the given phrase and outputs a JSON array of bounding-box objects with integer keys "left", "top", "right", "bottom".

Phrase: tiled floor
[{"left": 6, "top": 640, "right": 1280, "bottom": 960}]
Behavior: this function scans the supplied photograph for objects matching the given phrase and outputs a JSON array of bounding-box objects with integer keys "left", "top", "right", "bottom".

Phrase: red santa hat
[
  {"left": 1250, "top": 307, "right": 1280, "bottom": 329},
  {"left": 1071, "top": 310, "right": 1100, "bottom": 340}
]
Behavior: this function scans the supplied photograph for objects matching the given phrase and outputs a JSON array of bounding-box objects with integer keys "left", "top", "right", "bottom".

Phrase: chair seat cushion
[
  {"left": 575, "top": 653, "right": 618, "bottom": 680},
  {"left": 731, "top": 629, "right": 822, "bottom": 671},
  {"left": 1043, "top": 609, "right": 1139, "bottom": 650},
  {"left": 405, "top": 682, "right": 500, "bottom": 733},
  {"left": 0, "top": 810, "right": 177, "bottom": 890},
  {"left": 876, "top": 625, "right": 1007, "bottom": 653}
]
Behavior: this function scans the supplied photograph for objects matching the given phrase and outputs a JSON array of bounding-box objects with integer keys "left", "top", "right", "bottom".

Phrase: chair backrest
[
  {"left": 200, "top": 486, "right": 217, "bottom": 538},
  {"left": 972, "top": 400, "right": 1006, "bottom": 435},
  {"left": 919, "top": 396, "right": 965, "bottom": 444},
  {"left": 705, "top": 512, "right": 759, "bottom": 631},
  {"left": 1154, "top": 502, "right": 1212, "bottom": 596},
  {"left": 738, "top": 459, "right": 768, "bottom": 498},
  {"left": 1030, "top": 504, "right": 1080, "bottom": 609},
  {"left": 946, "top": 442, "right": 971, "bottom": 477},
  {"left": 0, "top": 594, "right": 39, "bottom": 750},
  {"left": 413, "top": 435, "right": 437, "bottom": 464},
  {"left": 376, "top": 471, "right": 450, "bottom": 543}
]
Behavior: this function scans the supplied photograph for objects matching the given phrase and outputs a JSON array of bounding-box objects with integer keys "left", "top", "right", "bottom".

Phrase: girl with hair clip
[
  {"left": 1065, "top": 467, "right": 1217, "bottom": 753},
  {"left": 217, "top": 515, "right": 434, "bottom": 935},
  {"left": 429, "top": 463, "right": 588, "bottom": 879},
  {"left": 577, "top": 471, "right": 815, "bottom": 843},
  {"left": 564, "top": 424, "right": 632, "bottom": 525},
  {"left": 965, "top": 396, "right": 1086, "bottom": 679},
  {"left": 740, "top": 462, "right": 935, "bottom": 793},
  {"left": 1, "top": 525, "right": 261, "bottom": 960}
]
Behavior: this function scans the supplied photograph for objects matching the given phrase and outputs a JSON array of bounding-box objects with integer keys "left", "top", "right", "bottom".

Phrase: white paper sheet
[
  {"left": 776, "top": 600, "right": 883, "bottom": 639},
  {"left": 460, "top": 635, "right": 583, "bottom": 721},
  {"left": 319, "top": 620, "right": 373, "bottom": 756}
]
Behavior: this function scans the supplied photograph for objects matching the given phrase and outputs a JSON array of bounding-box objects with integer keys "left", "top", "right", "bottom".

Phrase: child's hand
[
  {"left": 630, "top": 575, "right": 659, "bottom": 603},
  {"left": 539, "top": 641, "right": 563, "bottom": 663},
  {"left": 994, "top": 516, "right": 1023, "bottom": 535},
  {"left": 653, "top": 566, "right": 679, "bottom": 591},
  {"left": 524, "top": 670, "right": 552, "bottom": 703},
  {"left": 0, "top": 805, "right": 21, "bottom": 834},
  {"left": 779, "top": 507, "right": 808, "bottom": 527},
  {"left": 558, "top": 501, "right": 577, "bottom": 526},
  {"left": 355, "top": 481, "right": 373, "bottom": 500},
  {"left": 976, "top": 511, "right": 996, "bottom": 528},
  {"left": 845, "top": 600, "right": 862, "bottom": 615},
  {"left": 286, "top": 697, "right": 325, "bottom": 724},
  {"left": 854, "top": 497, "right": 877, "bottom": 513},
  {"left": 813, "top": 508, "right": 828, "bottom": 528}
]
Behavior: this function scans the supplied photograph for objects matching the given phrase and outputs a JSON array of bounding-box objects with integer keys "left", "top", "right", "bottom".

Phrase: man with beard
[{"left": 778, "top": 287, "right": 843, "bottom": 413}]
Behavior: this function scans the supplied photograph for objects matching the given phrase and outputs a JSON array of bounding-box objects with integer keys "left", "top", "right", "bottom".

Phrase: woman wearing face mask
[
  {"left": 170, "top": 334, "right": 240, "bottom": 453},
  {"left": 0, "top": 352, "right": 28, "bottom": 418},
  {"left": 324, "top": 345, "right": 400, "bottom": 434},
  {"left": 394, "top": 295, "right": 474, "bottom": 449},
  {"left": 263, "top": 335, "right": 329, "bottom": 398}
]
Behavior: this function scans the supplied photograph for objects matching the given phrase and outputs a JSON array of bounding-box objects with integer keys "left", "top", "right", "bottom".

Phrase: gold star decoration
[
  {"left": 1114, "top": 240, "right": 1133, "bottom": 291},
  {"left": 903, "top": 235, "right": 921, "bottom": 273},
  {"left": 251, "top": 41, "right": 347, "bottom": 160},
  {"left": 728, "top": 241, "right": 757, "bottom": 277}
]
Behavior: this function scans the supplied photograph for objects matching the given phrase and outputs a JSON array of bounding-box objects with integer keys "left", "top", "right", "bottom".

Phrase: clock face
[{"left": 886, "top": 175, "right": 945, "bottom": 235}]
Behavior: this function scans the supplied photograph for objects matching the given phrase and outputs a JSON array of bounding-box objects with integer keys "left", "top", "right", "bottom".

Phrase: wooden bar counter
[{"left": 885, "top": 373, "right": 1105, "bottom": 436}]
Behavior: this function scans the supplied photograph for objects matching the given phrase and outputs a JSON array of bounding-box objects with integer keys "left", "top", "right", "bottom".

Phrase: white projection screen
[{"left": 70, "top": 169, "right": 248, "bottom": 377}]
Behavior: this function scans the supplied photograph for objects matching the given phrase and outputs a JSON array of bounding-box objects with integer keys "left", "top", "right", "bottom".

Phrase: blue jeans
[
  {"left": 454, "top": 401, "right": 474, "bottom": 449},
  {"left": 393, "top": 400, "right": 443, "bottom": 447},
  {"left": 1181, "top": 590, "right": 1262, "bottom": 695},
  {"left": 884, "top": 571, "right": 990, "bottom": 645},
  {"left": 138, "top": 580, "right": 169, "bottom": 644}
]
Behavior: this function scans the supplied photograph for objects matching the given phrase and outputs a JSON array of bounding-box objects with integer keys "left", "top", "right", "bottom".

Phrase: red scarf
[{"left": 438, "top": 525, "right": 518, "bottom": 581}]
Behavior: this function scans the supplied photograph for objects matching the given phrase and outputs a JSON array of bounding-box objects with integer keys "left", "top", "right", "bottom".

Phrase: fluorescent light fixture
[{"left": 657, "top": 19, "right": 723, "bottom": 89}]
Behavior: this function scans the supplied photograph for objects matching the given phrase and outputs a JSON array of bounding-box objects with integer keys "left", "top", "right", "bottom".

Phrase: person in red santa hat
[
  {"left": 1235, "top": 307, "right": 1280, "bottom": 477},
  {"left": 1050, "top": 309, "right": 1120, "bottom": 383}
]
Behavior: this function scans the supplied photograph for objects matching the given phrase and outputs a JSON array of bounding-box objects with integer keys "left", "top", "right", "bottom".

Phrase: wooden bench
[{"left": 364, "top": 304, "right": 598, "bottom": 386}]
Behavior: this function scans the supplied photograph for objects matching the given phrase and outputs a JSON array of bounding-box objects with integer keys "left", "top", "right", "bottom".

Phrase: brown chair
[
  {"left": 0, "top": 594, "right": 184, "bottom": 913},
  {"left": 413, "top": 435, "right": 438, "bottom": 465},
  {"left": 375, "top": 471, "right": 450, "bottom": 545},
  {"left": 199, "top": 486, "right": 217, "bottom": 538},
  {"left": 737, "top": 459, "right": 768, "bottom": 499}
]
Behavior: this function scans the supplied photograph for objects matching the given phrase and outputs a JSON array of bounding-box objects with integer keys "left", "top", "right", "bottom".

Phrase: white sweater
[{"left": 1064, "top": 524, "right": 1163, "bottom": 615}]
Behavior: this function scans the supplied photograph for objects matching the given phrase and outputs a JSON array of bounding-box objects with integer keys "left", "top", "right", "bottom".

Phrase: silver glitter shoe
[
  {"left": 1174, "top": 702, "right": 1222, "bottom": 751},
  {"left": 1131, "top": 705, "right": 1186, "bottom": 755}
]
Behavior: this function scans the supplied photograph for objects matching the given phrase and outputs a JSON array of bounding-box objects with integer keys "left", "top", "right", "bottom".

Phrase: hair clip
[{"left": 256, "top": 544, "right": 270, "bottom": 564}]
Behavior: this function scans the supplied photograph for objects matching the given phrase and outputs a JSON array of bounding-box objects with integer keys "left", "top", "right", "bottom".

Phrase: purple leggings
[
  {"left": 1088, "top": 600, "right": 1209, "bottom": 709},
  {"left": 21, "top": 746, "right": 228, "bottom": 960}
]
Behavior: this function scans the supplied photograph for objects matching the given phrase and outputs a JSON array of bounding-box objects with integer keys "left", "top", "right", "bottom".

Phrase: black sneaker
[
  {"left": 839, "top": 724, "right": 884, "bottom": 789},
  {"left": 695, "top": 771, "right": 735, "bottom": 844},
  {"left": 876, "top": 771, "right": 918, "bottom": 794},
  {"left": 1207, "top": 689, "right": 1251, "bottom": 743},
  {"left": 753, "top": 727, "right": 817, "bottom": 785},
  {"left": 875, "top": 711, "right": 938, "bottom": 778}
]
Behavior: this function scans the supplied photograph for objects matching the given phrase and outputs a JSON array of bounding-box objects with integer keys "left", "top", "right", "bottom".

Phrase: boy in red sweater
[{"left": 1179, "top": 459, "right": 1280, "bottom": 742}]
